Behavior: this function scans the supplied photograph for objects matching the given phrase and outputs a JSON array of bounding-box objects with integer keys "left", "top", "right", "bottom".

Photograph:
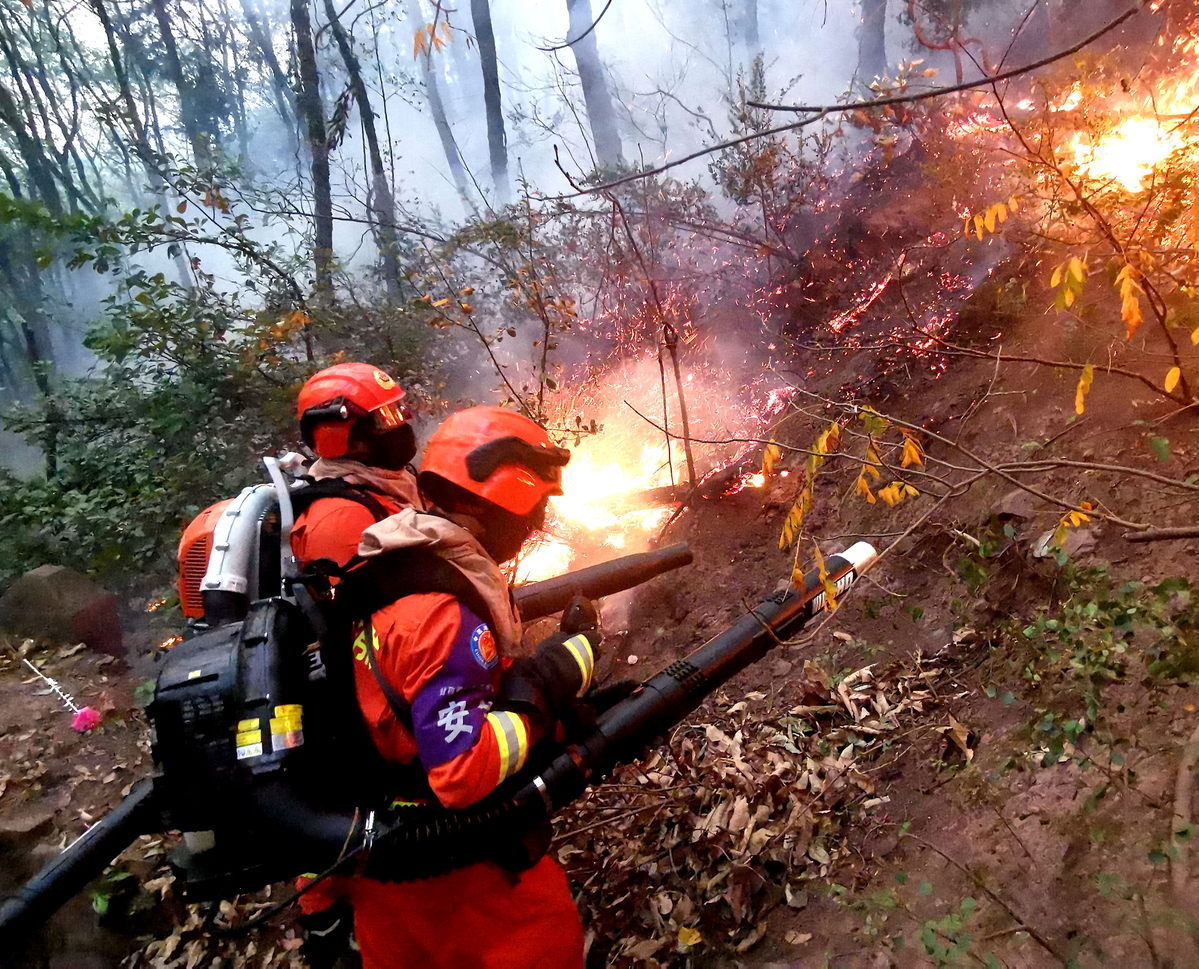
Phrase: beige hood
[{"left": 357, "top": 508, "right": 520, "bottom": 649}]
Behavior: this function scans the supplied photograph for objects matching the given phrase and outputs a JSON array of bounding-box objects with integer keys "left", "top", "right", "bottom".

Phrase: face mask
[
  {"left": 478, "top": 498, "right": 548, "bottom": 563},
  {"left": 365, "top": 424, "right": 417, "bottom": 471}
]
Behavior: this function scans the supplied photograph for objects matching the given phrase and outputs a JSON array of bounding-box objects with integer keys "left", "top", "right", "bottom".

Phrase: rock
[
  {"left": 994, "top": 488, "right": 1044, "bottom": 521},
  {"left": 0, "top": 566, "right": 123, "bottom": 657},
  {"left": 1033, "top": 526, "right": 1098, "bottom": 559},
  {"left": 0, "top": 803, "right": 55, "bottom": 846}
]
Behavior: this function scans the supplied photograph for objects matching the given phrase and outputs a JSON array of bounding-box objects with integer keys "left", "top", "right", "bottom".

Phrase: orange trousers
[{"left": 345, "top": 856, "right": 584, "bottom": 969}]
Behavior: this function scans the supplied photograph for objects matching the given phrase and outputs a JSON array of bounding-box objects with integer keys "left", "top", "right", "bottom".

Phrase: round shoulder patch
[{"left": 470, "top": 624, "right": 498, "bottom": 669}]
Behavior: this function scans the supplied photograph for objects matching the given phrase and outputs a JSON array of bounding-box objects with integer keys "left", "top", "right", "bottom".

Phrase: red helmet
[
  {"left": 419, "top": 406, "right": 570, "bottom": 516},
  {"left": 297, "top": 362, "right": 410, "bottom": 459}
]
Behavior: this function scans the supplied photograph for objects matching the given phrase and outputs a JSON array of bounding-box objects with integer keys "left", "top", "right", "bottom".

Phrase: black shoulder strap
[
  {"left": 361, "top": 616, "right": 413, "bottom": 728},
  {"left": 328, "top": 550, "right": 497, "bottom": 732},
  {"left": 290, "top": 476, "right": 392, "bottom": 522},
  {"left": 336, "top": 550, "right": 495, "bottom": 637}
]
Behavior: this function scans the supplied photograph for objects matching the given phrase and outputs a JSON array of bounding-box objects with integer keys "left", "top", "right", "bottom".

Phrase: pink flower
[{"left": 71, "top": 707, "right": 102, "bottom": 732}]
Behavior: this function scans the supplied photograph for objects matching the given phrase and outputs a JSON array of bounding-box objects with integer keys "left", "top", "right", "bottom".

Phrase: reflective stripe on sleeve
[
  {"left": 486, "top": 710, "right": 530, "bottom": 783},
  {"left": 562, "top": 634, "right": 594, "bottom": 696}
]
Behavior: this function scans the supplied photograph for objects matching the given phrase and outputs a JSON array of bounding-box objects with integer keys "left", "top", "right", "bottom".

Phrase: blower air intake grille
[
  {"left": 181, "top": 537, "right": 210, "bottom": 617},
  {"left": 177, "top": 498, "right": 232, "bottom": 620}
]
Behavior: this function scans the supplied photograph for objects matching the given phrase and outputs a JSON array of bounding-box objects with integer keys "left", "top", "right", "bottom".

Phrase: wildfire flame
[
  {"left": 511, "top": 358, "right": 793, "bottom": 582},
  {"left": 1069, "top": 114, "right": 1191, "bottom": 195}
]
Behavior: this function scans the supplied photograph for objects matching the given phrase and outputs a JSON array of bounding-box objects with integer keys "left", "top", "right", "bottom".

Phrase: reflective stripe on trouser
[
  {"left": 561, "top": 634, "right": 594, "bottom": 696},
  {"left": 486, "top": 710, "right": 530, "bottom": 783}
]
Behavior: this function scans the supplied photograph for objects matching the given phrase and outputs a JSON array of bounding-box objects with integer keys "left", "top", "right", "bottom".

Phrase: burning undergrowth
[
  {"left": 512, "top": 356, "right": 796, "bottom": 581},
  {"left": 554, "top": 649, "right": 953, "bottom": 967}
]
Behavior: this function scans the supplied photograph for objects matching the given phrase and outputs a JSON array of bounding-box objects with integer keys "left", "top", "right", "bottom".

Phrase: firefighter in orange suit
[
  {"left": 325, "top": 406, "right": 591, "bottom": 969},
  {"left": 289, "top": 361, "right": 422, "bottom": 969},
  {"left": 290, "top": 361, "right": 423, "bottom": 571}
]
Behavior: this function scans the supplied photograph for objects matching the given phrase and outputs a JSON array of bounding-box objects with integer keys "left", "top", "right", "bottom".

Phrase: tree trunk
[
  {"left": 87, "top": 0, "right": 147, "bottom": 144},
  {"left": 743, "top": 0, "right": 759, "bottom": 55},
  {"left": 16, "top": 13, "right": 101, "bottom": 211},
  {"left": 240, "top": 0, "right": 298, "bottom": 141},
  {"left": 470, "top": 0, "right": 508, "bottom": 203},
  {"left": 150, "top": 0, "right": 208, "bottom": 163},
  {"left": 323, "top": 0, "right": 401, "bottom": 301},
  {"left": 0, "top": 80, "right": 64, "bottom": 215},
  {"left": 408, "top": 0, "right": 469, "bottom": 200},
  {"left": 856, "top": 0, "right": 888, "bottom": 87},
  {"left": 566, "top": 0, "right": 623, "bottom": 169},
  {"left": 290, "top": 0, "right": 334, "bottom": 296},
  {"left": 0, "top": 239, "right": 59, "bottom": 475}
]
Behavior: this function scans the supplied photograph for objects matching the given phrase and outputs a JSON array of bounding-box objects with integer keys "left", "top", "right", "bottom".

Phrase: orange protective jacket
[{"left": 293, "top": 485, "right": 584, "bottom": 969}]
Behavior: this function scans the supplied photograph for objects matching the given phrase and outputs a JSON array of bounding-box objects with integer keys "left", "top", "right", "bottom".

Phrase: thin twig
[{"left": 911, "top": 836, "right": 1069, "bottom": 965}]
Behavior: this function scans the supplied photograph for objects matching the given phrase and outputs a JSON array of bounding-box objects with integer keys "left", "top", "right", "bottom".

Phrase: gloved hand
[
  {"left": 559, "top": 594, "right": 599, "bottom": 636},
  {"left": 299, "top": 898, "right": 359, "bottom": 969},
  {"left": 498, "top": 629, "right": 601, "bottom": 727},
  {"left": 556, "top": 677, "right": 640, "bottom": 740}
]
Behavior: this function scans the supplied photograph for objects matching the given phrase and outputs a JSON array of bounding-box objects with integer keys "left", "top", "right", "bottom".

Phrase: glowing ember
[
  {"left": 828, "top": 272, "right": 894, "bottom": 333},
  {"left": 722, "top": 469, "right": 781, "bottom": 496}
]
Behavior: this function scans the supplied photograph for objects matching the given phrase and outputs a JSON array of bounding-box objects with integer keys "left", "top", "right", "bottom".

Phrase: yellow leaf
[
  {"left": 862, "top": 461, "right": 881, "bottom": 480},
  {"left": 431, "top": 297, "right": 450, "bottom": 308},
  {"left": 778, "top": 493, "right": 809, "bottom": 550},
  {"left": 900, "top": 434, "right": 923, "bottom": 468},
  {"left": 413, "top": 27, "right": 428, "bottom": 59},
  {"left": 678, "top": 927, "right": 702, "bottom": 947},
  {"left": 762, "top": 442, "right": 783, "bottom": 476},
  {"left": 1191, "top": 327, "right": 1199, "bottom": 346},
  {"left": 1165, "top": 366, "right": 1182, "bottom": 393},
  {"left": 1008, "top": 195, "right": 1020, "bottom": 212},
  {"left": 984, "top": 207, "right": 997, "bottom": 234},
  {"left": 1122, "top": 293, "right": 1143, "bottom": 339},
  {"left": 1068, "top": 256, "right": 1087, "bottom": 283},
  {"left": 855, "top": 474, "right": 876, "bottom": 504},
  {"left": 962, "top": 216, "right": 971, "bottom": 238},
  {"left": 813, "top": 542, "right": 838, "bottom": 611},
  {"left": 1074, "top": 364, "right": 1094, "bottom": 415},
  {"left": 878, "top": 484, "right": 899, "bottom": 506},
  {"left": 903, "top": 483, "right": 920, "bottom": 498},
  {"left": 996, "top": 203, "right": 1008, "bottom": 224},
  {"left": 1050, "top": 263, "right": 1063, "bottom": 288},
  {"left": 973, "top": 214, "right": 984, "bottom": 241}
]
